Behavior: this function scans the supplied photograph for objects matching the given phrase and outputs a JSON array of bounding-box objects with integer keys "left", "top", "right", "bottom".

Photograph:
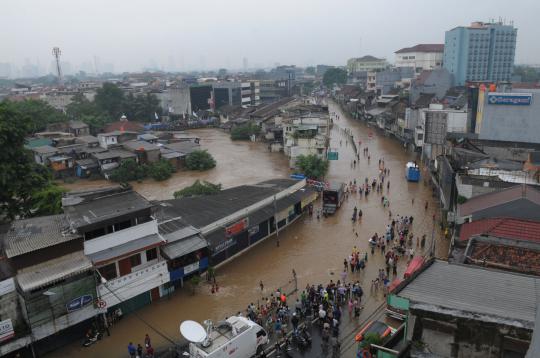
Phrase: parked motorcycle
[
  {"left": 298, "top": 326, "right": 312, "bottom": 345},
  {"left": 82, "top": 329, "right": 103, "bottom": 347}
]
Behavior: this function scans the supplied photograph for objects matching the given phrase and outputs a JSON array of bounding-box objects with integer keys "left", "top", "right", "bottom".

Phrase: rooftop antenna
[{"left": 52, "top": 47, "right": 63, "bottom": 86}]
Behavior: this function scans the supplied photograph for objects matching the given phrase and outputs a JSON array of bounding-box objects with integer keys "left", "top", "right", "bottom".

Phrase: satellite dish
[{"left": 180, "top": 320, "right": 207, "bottom": 343}]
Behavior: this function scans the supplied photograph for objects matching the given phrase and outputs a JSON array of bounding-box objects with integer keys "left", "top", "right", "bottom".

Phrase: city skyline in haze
[{"left": 2, "top": 0, "right": 540, "bottom": 77}]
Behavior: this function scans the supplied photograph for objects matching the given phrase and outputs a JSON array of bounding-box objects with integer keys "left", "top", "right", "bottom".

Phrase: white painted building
[
  {"left": 283, "top": 115, "right": 330, "bottom": 168},
  {"left": 395, "top": 44, "right": 444, "bottom": 72},
  {"left": 413, "top": 103, "right": 468, "bottom": 150}
]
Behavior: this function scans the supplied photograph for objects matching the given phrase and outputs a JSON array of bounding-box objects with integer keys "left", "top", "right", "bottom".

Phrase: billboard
[
  {"left": 487, "top": 93, "right": 532, "bottom": 106},
  {"left": 225, "top": 218, "right": 249, "bottom": 238}
]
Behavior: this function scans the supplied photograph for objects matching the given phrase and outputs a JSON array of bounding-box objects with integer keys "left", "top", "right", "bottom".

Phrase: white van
[{"left": 188, "top": 316, "right": 268, "bottom": 358}]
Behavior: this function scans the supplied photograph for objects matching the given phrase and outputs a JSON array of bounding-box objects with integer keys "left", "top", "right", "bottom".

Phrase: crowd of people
[{"left": 127, "top": 334, "right": 154, "bottom": 358}]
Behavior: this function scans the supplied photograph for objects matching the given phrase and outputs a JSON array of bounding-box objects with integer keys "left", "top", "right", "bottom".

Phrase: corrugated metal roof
[
  {"left": 64, "top": 190, "right": 152, "bottom": 228},
  {"left": 4, "top": 215, "right": 80, "bottom": 258},
  {"left": 87, "top": 234, "right": 164, "bottom": 264},
  {"left": 459, "top": 185, "right": 540, "bottom": 217},
  {"left": 16, "top": 251, "right": 92, "bottom": 292},
  {"left": 160, "top": 235, "right": 207, "bottom": 260},
  {"left": 399, "top": 260, "right": 540, "bottom": 329}
]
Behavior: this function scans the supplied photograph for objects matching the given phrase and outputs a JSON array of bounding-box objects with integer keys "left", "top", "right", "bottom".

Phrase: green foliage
[
  {"left": 305, "top": 66, "right": 316, "bottom": 75},
  {"left": 109, "top": 159, "right": 175, "bottom": 183},
  {"left": 295, "top": 154, "right": 329, "bottom": 180},
  {"left": 323, "top": 67, "right": 347, "bottom": 87},
  {"left": 94, "top": 82, "right": 125, "bottom": 119},
  {"left": 0, "top": 102, "right": 62, "bottom": 220},
  {"left": 123, "top": 92, "right": 162, "bottom": 122},
  {"left": 148, "top": 159, "right": 175, "bottom": 181},
  {"left": 173, "top": 180, "right": 222, "bottom": 198},
  {"left": 109, "top": 159, "right": 148, "bottom": 183},
  {"left": 31, "top": 184, "right": 66, "bottom": 216},
  {"left": 457, "top": 195, "right": 468, "bottom": 205},
  {"left": 360, "top": 332, "right": 382, "bottom": 350},
  {"left": 185, "top": 150, "right": 216, "bottom": 171},
  {"left": 6, "top": 99, "right": 67, "bottom": 133},
  {"left": 513, "top": 65, "right": 540, "bottom": 83},
  {"left": 230, "top": 122, "right": 260, "bottom": 140},
  {"left": 190, "top": 275, "right": 201, "bottom": 294}
]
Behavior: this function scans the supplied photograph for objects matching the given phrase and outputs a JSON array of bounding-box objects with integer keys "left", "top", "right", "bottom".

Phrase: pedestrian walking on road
[
  {"left": 128, "top": 342, "right": 136, "bottom": 358},
  {"left": 137, "top": 344, "right": 143, "bottom": 358},
  {"left": 144, "top": 334, "right": 151, "bottom": 349},
  {"left": 260, "top": 281, "right": 264, "bottom": 292}
]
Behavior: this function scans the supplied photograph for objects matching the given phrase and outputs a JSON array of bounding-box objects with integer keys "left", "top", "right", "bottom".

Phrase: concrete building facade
[
  {"left": 443, "top": 21, "right": 517, "bottom": 85},
  {"left": 476, "top": 88, "right": 540, "bottom": 144},
  {"left": 347, "top": 55, "right": 388, "bottom": 74},
  {"left": 394, "top": 44, "right": 444, "bottom": 72}
]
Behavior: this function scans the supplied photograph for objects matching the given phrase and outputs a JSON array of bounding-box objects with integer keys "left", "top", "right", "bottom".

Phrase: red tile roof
[
  {"left": 458, "top": 185, "right": 540, "bottom": 217},
  {"left": 459, "top": 217, "right": 540, "bottom": 243},
  {"left": 103, "top": 121, "right": 145, "bottom": 133},
  {"left": 395, "top": 44, "right": 444, "bottom": 54}
]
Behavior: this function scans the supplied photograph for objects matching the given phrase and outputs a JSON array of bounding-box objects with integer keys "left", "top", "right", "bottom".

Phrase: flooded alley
[{"left": 49, "top": 101, "right": 448, "bottom": 358}]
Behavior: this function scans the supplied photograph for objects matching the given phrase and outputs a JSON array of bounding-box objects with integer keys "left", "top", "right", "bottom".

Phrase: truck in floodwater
[{"left": 322, "top": 182, "right": 346, "bottom": 215}]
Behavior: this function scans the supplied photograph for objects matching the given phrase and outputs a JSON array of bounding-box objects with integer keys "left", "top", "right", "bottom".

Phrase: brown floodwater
[{"left": 49, "top": 101, "right": 447, "bottom": 358}]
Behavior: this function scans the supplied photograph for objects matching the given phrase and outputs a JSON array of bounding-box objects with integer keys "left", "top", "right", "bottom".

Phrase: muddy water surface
[{"left": 50, "top": 102, "right": 448, "bottom": 358}]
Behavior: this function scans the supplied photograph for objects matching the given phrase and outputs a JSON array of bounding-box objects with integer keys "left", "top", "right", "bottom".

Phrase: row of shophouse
[
  {"left": 0, "top": 179, "right": 317, "bottom": 356},
  {"left": 337, "top": 58, "right": 540, "bottom": 358}
]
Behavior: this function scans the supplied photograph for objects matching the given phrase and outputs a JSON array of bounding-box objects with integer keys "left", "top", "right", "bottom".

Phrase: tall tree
[
  {"left": 323, "top": 68, "right": 347, "bottom": 87},
  {"left": 94, "top": 82, "right": 125, "bottom": 120},
  {"left": 7, "top": 99, "right": 66, "bottom": 133},
  {"left": 295, "top": 154, "right": 329, "bottom": 180},
  {"left": 0, "top": 102, "right": 51, "bottom": 220}
]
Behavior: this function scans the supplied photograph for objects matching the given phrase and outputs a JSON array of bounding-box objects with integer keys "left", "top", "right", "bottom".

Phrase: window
[
  {"left": 146, "top": 248, "right": 158, "bottom": 261},
  {"left": 130, "top": 253, "right": 141, "bottom": 267},
  {"left": 99, "top": 263, "right": 117, "bottom": 281}
]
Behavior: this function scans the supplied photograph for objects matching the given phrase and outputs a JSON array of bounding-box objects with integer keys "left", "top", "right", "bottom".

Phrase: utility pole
[
  {"left": 52, "top": 47, "right": 63, "bottom": 86},
  {"left": 274, "top": 195, "right": 280, "bottom": 247}
]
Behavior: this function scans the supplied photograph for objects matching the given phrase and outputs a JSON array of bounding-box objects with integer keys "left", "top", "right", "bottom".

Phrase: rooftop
[
  {"left": 31, "top": 145, "right": 58, "bottom": 154},
  {"left": 3, "top": 215, "right": 80, "bottom": 258},
  {"left": 157, "top": 179, "right": 301, "bottom": 230},
  {"left": 91, "top": 149, "right": 137, "bottom": 160},
  {"left": 463, "top": 235, "right": 540, "bottom": 276},
  {"left": 395, "top": 44, "right": 444, "bottom": 54},
  {"left": 162, "top": 141, "right": 200, "bottom": 155},
  {"left": 63, "top": 189, "right": 152, "bottom": 229},
  {"left": 398, "top": 260, "right": 540, "bottom": 329},
  {"left": 75, "top": 135, "right": 99, "bottom": 144},
  {"left": 458, "top": 185, "right": 540, "bottom": 217},
  {"left": 459, "top": 217, "right": 540, "bottom": 242},
  {"left": 17, "top": 251, "right": 92, "bottom": 292},
  {"left": 122, "top": 140, "right": 161, "bottom": 152},
  {"left": 103, "top": 121, "right": 144, "bottom": 133},
  {"left": 69, "top": 120, "right": 89, "bottom": 129},
  {"left": 351, "top": 55, "right": 384, "bottom": 62}
]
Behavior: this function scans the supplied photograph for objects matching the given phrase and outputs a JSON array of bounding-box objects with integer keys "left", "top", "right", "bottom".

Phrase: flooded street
[
  {"left": 60, "top": 129, "right": 290, "bottom": 201},
  {"left": 49, "top": 101, "right": 448, "bottom": 358}
]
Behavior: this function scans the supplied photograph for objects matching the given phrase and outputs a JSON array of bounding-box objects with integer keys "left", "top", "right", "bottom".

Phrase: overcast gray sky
[{"left": 2, "top": 0, "right": 539, "bottom": 73}]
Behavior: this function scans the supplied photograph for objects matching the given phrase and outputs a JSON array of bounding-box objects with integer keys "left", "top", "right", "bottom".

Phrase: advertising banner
[
  {"left": 225, "top": 218, "right": 249, "bottom": 238},
  {"left": 0, "top": 319, "right": 14, "bottom": 342},
  {"left": 487, "top": 93, "right": 532, "bottom": 106}
]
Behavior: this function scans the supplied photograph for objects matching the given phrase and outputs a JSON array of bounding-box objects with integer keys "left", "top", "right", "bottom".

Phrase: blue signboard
[
  {"left": 66, "top": 295, "right": 93, "bottom": 312},
  {"left": 487, "top": 93, "right": 532, "bottom": 106},
  {"left": 327, "top": 151, "right": 339, "bottom": 160}
]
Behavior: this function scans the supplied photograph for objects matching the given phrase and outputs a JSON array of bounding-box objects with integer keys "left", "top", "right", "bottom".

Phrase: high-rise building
[{"left": 443, "top": 21, "right": 517, "bottom": 86}]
